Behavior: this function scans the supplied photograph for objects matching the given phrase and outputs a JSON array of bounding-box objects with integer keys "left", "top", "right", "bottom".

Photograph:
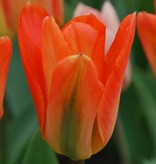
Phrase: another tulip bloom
[
  {"left": 1, "top": 0, "right": 63, "bottom": 32},
  {"left": 18, "top": 2, "right": 136, "bottom": 160},
  {"left": 0, "top": 36, "right": 12, "bottom": 119},
  {"left": 74, "top": 1, "right": 132, "bottom": 89},
  {"left": 137, "top": 0, "right": 156, "bottom": 75},
  {"left": 0, "top": 1, "right": 12, "bottom": 36}
]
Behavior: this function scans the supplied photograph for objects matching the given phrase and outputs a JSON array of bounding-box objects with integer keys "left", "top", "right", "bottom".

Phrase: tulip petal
[
  {"left": 137, "top": 12, "right": 156, "bottom": 75},
  {"left": 92, "top": 13, "right": 136, "bottom": 153},
  {"left": 62, "top": 14, "right": 106, "bottom": 84},
  {"left": 0, "top": 37, "right": 12, "bottom": 119},
  {"left": 41, "top": 16, "right": 71, "bottom": 93},
  {"left": 63, "top": 22, "right": 98, "bottom": 57},
  {"left": 63, "top": 14, "right": 105, "bottom": 35},
  {"left": 103, "top": 13, "right": 136, "bottom": 85},
  {"left": 45, "top": 54, "right": 104, "bottom": 160},
  {"left": 18, "top": 2, "right": 48, "bottom": 130}
]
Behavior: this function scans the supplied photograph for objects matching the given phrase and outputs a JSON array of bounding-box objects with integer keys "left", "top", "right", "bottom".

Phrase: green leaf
[
  {"left": 22, "top": 129, "right": 58, "bottom": 164},
  {"left": 6, "top": 38, "right": 34, "bottom": 119},
  {"left": 7, "top": 106, "right": 37, "bottom": 164},
  {"left": 133, "top": 68, "right": 156, "bottom": 147},
  {"left": 3, "top": 38, "right": 38, "bottom": 164},
  {"left": 142, "top": 157, "right": 156, "bottom": 164}
]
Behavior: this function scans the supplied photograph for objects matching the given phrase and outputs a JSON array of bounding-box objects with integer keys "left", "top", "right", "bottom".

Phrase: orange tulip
[
  {"left": 137, "top": 0, "right": 156, "bottom": 75},
  {"left": 1, "top": 0, "right": 63, "bottom": 32},
  {"left": 0, "top": 36, "right": 12, "bottom": 119},
  {"left": 18, "top": 2, "right": 136, "bottom": 160}
]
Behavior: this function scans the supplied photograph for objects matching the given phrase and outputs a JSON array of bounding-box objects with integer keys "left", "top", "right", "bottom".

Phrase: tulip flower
[
  {"left": 0, "top": 36, "right": 12, "bottom": 119},
  {"left": 18, "top": 2, "right": 136, "bottom": 160},
  {"left": 74, "top": 1, "right": 132, "bottom": 89},
  {"left": 0, "top": 1, "right": 12, "bottom": 36},
  {"left": 137, "top": 0, "right": 156, "bottom": 75},
  {"left": 1, "top": 0, "right": 63, "bottom": 32}
]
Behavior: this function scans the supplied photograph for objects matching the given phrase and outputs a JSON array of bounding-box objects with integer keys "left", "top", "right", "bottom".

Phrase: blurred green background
[{"left": 0, "top": 0, "right": 156, "bottom": 164}]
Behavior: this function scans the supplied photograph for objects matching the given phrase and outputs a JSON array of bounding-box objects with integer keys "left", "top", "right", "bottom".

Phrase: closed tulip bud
[{"left": 18, "top": 2, "right": 136, "bottom": 160}]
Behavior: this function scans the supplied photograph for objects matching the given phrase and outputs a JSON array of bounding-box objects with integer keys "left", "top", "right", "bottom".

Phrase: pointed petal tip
[
  {"left": 43, "top": 16, "right": 56, "bottom": 25},
  {"left": 0, "top": 36, "right": 12, "bottom": 55}
]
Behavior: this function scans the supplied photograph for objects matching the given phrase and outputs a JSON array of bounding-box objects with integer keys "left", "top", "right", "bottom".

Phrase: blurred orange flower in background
[
  {"left": 0, "top": 36, "right": 12, "bottom": 119},
  {"left": 18, "top": 2, "right": 136, "bottom": 160},
  {"left": 1, "top": 0, "right": 63, "bottom": 33},
  {"left": 0, "top": 1, "right": 12, "bottom": 36},
  {"left": 137, "top": 0, "right": 156, "bottom": 75}
]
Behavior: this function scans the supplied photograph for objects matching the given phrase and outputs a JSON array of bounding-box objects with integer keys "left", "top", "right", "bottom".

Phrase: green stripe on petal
[{"left": 45, "top": 54, "right": 104, "bottom": 160}]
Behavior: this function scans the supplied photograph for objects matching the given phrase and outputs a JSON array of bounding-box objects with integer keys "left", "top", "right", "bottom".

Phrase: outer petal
[
  {"left": 45, "top": 54, "right": 104, "bottom": 160},
  {"left": 103, "top": 13, "right": 136, "bottom": 84},
  {"left": 18, "top": 2, "right": 48, "bottom": 131},
  {"left": 62, "top": 14, "right": 106, "bottom": 84},
  {"left": 0, "top": 37, "right": 12, "bottom": 119},
  {"left": 92, "top": 13, "right": 136, "bottom": 153},
  {"left": 41, "top": 16, "right": 71, "bottom": 93},
  {"left": 137, "top": 12, "right": 156, "bottom": 75}
]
